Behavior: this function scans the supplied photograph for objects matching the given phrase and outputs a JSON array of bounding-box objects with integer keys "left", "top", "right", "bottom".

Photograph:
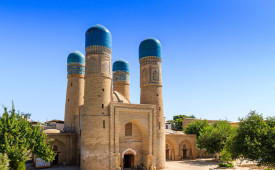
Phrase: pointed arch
[{"left": 122, "top": 148, "right": 137, "bottom": 158}]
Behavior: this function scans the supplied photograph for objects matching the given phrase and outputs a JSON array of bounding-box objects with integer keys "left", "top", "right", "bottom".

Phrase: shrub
[
  {"left": 0, "top": 153, "right": 9, "bottom": 170},
  {"left": 17, "top": 161, "right": 26, "bottom": 170},
  {"left": 219, "top": 162, "right": 234, "bottom": 168}
]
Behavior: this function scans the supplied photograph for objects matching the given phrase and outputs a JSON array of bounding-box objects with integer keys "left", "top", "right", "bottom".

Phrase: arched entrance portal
[
  {"left": 122, "top": 148, "right": 137, "bottom": 169},
  {"left": 166, "top": 139, "right": 176, "bottom": 160},
  {"left": 179, "top": 140, "right": 193, "bottom": 159},
  {"left": 50, "top": 139, "right": 66, "bottom": 165}
]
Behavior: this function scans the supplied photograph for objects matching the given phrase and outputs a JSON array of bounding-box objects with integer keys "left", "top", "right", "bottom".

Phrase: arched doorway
[
  {"left": 52, "top": 145, "right": 59, "bottom": 165},
  {"left": 124, "top": 154, "right": 134, "bottom": 168},
  {"left": 182, "top": 144, "right": 187, "bottom": 159},
  {"left": 50, "top": 139, "right": 66, "bottom": 165},
  {"left": 179, "top": 140, "right": 193, "bottom": 159},
  {"left": 166, "top": 144, "right": 170, "bottom": 160},
  {"left": 121, "top": 148, "right": 137, "bottom": 169}
]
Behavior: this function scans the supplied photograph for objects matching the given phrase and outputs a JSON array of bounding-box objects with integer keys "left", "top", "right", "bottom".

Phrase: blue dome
[
  {"left": 85, "top": 24, "right": 112, "bottom": 49},
  {"left": 67, "top": 51, "right": 85, "bottom": 65},
  {"left": 113, "top": 59, "right": 130, "bottom": 73},
  {"left": 139, "top": 38, "right": 161, "bottom": 59}
]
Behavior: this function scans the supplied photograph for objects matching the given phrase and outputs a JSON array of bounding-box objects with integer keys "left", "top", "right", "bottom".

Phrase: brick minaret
[
  {"left": 113, "top": 59, "right": 130, "bottom": 102},
  {"left": 64, "top": 51, "right": 85, "bottom": 133},
  {"left": 81, "top": 25, "right": 112, "bottom": 170},
  {"left": 139, "top": 38, "right": 166, "bottom": 169}
]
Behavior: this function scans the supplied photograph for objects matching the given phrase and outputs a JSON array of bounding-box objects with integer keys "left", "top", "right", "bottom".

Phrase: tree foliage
[
  {"left": 184, "top": 119, "right": 209, "bottom": 137},
  {"left": 169, "top": 114, "right": 195, "bottom": 131},
  {"left": 0, "top": 103, "right": 55, "bottom": 169},
  {"left": 197, "top": 121, "right": 232, "bottom": 154},
  {"left": 226, "top": 111, "right": 275, "bottom": 167}
]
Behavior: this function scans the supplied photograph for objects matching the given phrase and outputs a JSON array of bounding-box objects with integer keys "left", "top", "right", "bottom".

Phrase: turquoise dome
[
  {"left": 113, "top": 59, "right": 130, "bottom": 73},
  {"left": 139, "top": 38, "right": 161, "bottom": 59},
  {"left": 85, "top": 24, "right": 112, "bottom": 49},
  {"left": 67, "top": 51, "right": 85, "bottom": 65}
]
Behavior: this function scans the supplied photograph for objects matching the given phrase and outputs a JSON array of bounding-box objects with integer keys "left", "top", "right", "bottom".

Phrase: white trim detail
[{"left": 121, "top": 148, "right": 137, "bottom": 158}]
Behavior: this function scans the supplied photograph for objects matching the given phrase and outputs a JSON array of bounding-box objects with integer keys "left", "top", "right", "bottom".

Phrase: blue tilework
[
  {"left": 112, "top": 59, "right": 130, "bottom": 73},
  {"left": 67, "top": 65, "right": 85, "bottom": 75},
  {"left": 85, "top": 24, "right": 112, "bottom": 49},
  {"left": 139, "top": 38, "right": 161, "bottom": 59},
  {"left": 67, "top": 51, "right": 85, "bottom": 65},
  {"left": 113, "top": 72, "right": 129, "bottom": 82}
]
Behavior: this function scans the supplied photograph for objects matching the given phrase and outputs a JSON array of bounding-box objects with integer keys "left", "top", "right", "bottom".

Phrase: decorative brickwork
[
  {"left": 85, "top": 45, "right": 111, "bottom": 55},
  {"left": 139, "top": 56, "right": 161, "bottom": 66}
]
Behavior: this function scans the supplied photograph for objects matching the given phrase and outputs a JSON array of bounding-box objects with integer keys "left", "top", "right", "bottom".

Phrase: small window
[
  {"left": 103, "top": 120, "right": 105, "bottom": 128},
  {"left": 68, "top": 98, "right": 69, "bottom": 102},
  {"left": 71, "top": 83, "right": 72, "bottom": 87},
  {"left": 125, "top": 122, "right": 132, "bottom": 136},
  {"left": 102, "top": 104, "right": 104, "bottom": 109},
  {"left": 159, "top": 122, "right": 161, "bottom": 129},
  {"left": 159, "top": 107, "right": 161, "bottom": 111},
  {"left": 156, "top": 94, "right": 158, "bottom": 97},
  {"left": 102, "top": 89, "right": 104, "bottom": 92}
]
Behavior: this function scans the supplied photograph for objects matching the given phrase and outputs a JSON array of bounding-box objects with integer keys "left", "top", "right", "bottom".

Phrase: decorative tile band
[
  {"left": 85, "top": 45, "right": 111, "bottom": 55},
  {"left": 67, "top": 64, "right": 85, "bottom": 75},
  {"left": 140, "top": 64, "right": 162, "bottom": 87},
  {"left": 113, "top": 71, "right": 129, "bottom": 83},
  {"left": 139, "top": 56, "right": 161, "bottom": 66}
]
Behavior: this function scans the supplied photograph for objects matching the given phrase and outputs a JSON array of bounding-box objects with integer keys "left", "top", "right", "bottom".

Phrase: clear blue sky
[{"left": 0, "top": 0, "right": 274, "bottom": 122}]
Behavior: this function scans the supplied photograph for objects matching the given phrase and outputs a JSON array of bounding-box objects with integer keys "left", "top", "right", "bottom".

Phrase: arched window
[
  {"left": 183, "top": 144, "right": 186, "bottom": 149},
  {"left": 125, "top": 122, "right": 132, "bottom": 136}
]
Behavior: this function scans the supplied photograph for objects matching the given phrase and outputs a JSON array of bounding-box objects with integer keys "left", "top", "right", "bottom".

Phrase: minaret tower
[
  {"left": 81, "top": 25, "right": 112, "bottom": 170},
  {"left": 139, "top": 38, "right": 166, "bottom": 168},
  {"left": 64, "top": 51, "right": 85, "bottom": 132},
  {"left": 113, "top": 59, "right": 130, "bottom": 102}
]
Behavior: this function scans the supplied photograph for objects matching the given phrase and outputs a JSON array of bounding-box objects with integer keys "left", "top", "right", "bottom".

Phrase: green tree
[
  {"left": 171, "top": 114, "right": 195, "bottom": 131},
  {"left": 0, "top": 153, "right": 9, "bottom": 170},
  {"left": 226, "top": 111, "right": 275, "bottom": 167},
  {"left": 197, "top": 121, "right": 232, "bottom": 157},
  {"left": 184, "top": 119, "right": 209, "bottom": 137},
  {"left": 0, "top": 103, "right": 55, "bottom": 169}
]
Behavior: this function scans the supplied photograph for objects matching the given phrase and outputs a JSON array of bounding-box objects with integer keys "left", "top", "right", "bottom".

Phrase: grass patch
[{"left": 219, "top": 162, "right": 234, "bottom": 168}]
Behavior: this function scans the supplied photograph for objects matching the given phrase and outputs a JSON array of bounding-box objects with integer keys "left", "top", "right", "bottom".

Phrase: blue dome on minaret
[
  {"left": 139, "top": 38, "right": 161, "bottom": 59},
  {"left": 67, "top": 51, "right": 85, "bottom": 75},
  {"left": 67, "top": 51, "right": 85, "bottom": 65},
  {"left": 85, "top": 24, "right": 112, "bottom": 49},
  {"left": 113, "top": 59, "right": 130, "bottom": 73}
]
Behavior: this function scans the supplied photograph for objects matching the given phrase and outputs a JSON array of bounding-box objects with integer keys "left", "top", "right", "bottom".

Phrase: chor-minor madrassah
[{"left": 45, "top": 24, "right": 198, "bottom": 170}]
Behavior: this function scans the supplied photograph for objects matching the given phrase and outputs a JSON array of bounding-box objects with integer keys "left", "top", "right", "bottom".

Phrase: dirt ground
[
  {"left": 165, "top": 158, "right": 253, "bottom": 170},
  {"left": 27, "top": 158, "right": 263, "bottom": 170}
]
